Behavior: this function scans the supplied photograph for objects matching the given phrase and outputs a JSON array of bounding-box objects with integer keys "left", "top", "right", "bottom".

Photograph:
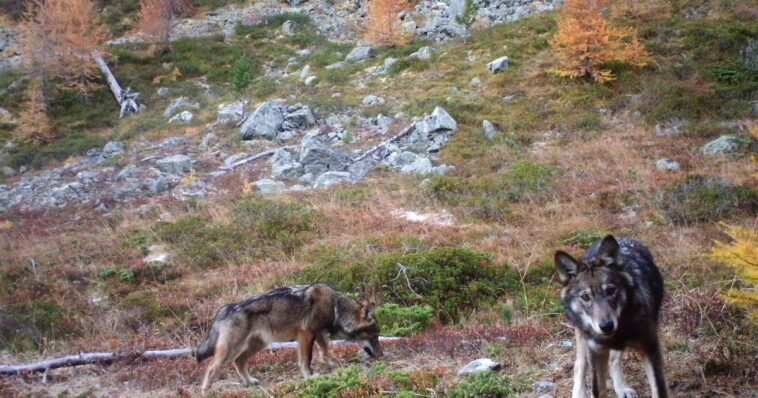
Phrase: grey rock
[
  {"left": 313, "top": 171, "right": 351, "bottom": 189},
  {"left": 1, "top": 166, "right": 16, "bottom": 177},
  {"left": 409, "top": 46, "right": 434, "bottom": 60},
  {"left": 431, "top": 164, "right": 455, "bottom": 176},
  {"left": 282, "top": 20, "right": 295, "bottom": 36},
  {"left": 402, "top": 21, "right": 417, "bottom": 32},
  {"left": 416, "top": 106, "right": 457, "bottom": 134},
  {"left": 102, "top": 141, "right": 126, "bottom": 158},
  {"left": 156, "top": 154, "right": 193, "bottom": 174},
  {"left": 144, "top": 244, "right": 173, "bottom": 263},
  {"left": 283, "top": 106, "right": 316, "bottom": 130},
  {"left": 254, "top": 179, "right": 287, "bottom": 195},
  {"left": 240, "top": 100, "right": 285, "bottom": 140},
  {"left": 156, "top": 87, "right": 170, "bottom": 97},
  {"left": 300, "top": 64, "right": 312, "bottom": 80},
  {"left": 533, "top": 380, "right": 557, "bottom": 393},
  {"left": 161, "top": 136, "right": 189, "bottom": 148},
  {"left": 400, "top": 156, "right": 433, "bottom": 175},
  {"left": 470, "top": 77, "right": 482, "bottom": 86},
  {"left": 457, "top": 358, "right": 502, "bottom": 376},
  {"left": 304, "top": 75, "right": 319, "bottom": 86},
  {"left": 560, "top": 339, "right": 574, "bottom": 349},
  {"left": 163, "top": 96, "right": 200, "bottom": 118},
  {"left": 362, "top": 95, "right": 385, "bottom": 107},
  {"left": 345, "top": 46, "right": 375, "bottom": 62},
  {"left": 299, "top": 137, "right": 353, "bottom": 175},
  {"left": 325, "top": 62, "right": 347, "bottom": 70},
  {"left": 217, "top": 102, "right": 245, "bottom": 124},
  {"left": 116, "top": 165, "right": 141, "bottom": 180},
  {"left": 168, "top": 110, "right": 194, "bottom": 124},
  {"left": 297, "top": 49, "right": 312, "bottom": 57},
  {"left": 656, "top": 159, "right": 681, "bottom": 172},
  {"left": 742, "top": 38, "right": 758, "bottom": 71},
  {"left": 702, "top": 135, "right": 743, "bottom": 156},
  {"left": 483, "top": 120, "right": 499, "bottom": 141},
  {"left": 287, "top": 0, "right": 308, "bottom": 5},
  {"left": 200, "top": 133, "right": 219, "bottom": 149},
  {"left": 488, "top": 56, "right": 509, "bottom": 73},
  {"left": 271, "top": 149, "right": 304, "bottom": 180},
  {"left": 76, "top": 170, "right": 99, "bottom": 181},
  {"left": 655, "top": 123, "right": 683, "bottom": 137}
]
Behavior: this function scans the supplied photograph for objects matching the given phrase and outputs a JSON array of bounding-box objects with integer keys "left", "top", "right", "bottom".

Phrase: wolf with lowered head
[
  {"left": 555, "top": 235, "right": 668, "bottom": 398},
  {"left": 195, "top": 283, "right": 382, "bottom": 393}
]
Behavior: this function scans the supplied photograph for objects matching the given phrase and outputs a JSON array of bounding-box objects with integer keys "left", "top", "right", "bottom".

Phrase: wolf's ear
[
  {"left": 335, "top": 296, "right": 358, "bottom": 333},
  {"left": 361, "top": 301, "right": 376, "bottom": 323},
  {"left": 555, "top": 251, "right": 582, "bottom": 285},
  {"left": 597, "top": 235, "right": 621, "bottom": 268}
]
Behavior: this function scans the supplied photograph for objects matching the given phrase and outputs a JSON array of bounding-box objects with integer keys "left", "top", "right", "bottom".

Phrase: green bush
[
  {"left": 661, "top": 176, "right": 758, "bottom": 225},
  {"left": 560, "top": 229, "right": 606, "bottom": 248},
  {"left": 233, "top": 56, "right": 255, "bottom": 92},
  {"left": 292, "top": 366, "right": 366, "bottom": 398},
  {"left": 298, "top": 247, "right": 518, "bottom": 324},
  {"left": 375, "top": 304, "right": 435, "bottom": 336},
  {"left": 449, "top": 372, "right": 517, "bottom": 398}
]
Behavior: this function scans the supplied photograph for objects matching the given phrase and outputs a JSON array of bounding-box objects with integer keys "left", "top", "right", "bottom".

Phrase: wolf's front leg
[
  {"left": 297, "top": 331, "right": 317, "bottom": 379},
  {"left": 609, "top": 349, "right": 638, "bottom": 398},
  {"left": 316, "top": 332, "right": 340, "bottom": 367},
  {"left": 572, "top": 329, "right": 589, "bottom": 398},
  {"left": 590, "top": 347, "right": 609, "bottom": 398}
]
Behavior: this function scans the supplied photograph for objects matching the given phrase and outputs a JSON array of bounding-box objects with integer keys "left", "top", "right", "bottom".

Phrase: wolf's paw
[
  {"left": 615, "top": 387, "right": 639, "bottom": 398},
  {"left": 241, "top": 377, "right": 261, "bottom": 387}
]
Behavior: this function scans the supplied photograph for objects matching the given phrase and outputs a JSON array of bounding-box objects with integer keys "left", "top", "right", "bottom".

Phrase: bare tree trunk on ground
[{"left": 92, "top": 51, "right": 143, "bottom": 118}]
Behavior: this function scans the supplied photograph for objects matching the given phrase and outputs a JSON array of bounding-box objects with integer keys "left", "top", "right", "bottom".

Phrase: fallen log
[
  {"left": 353, "top": 123, "right": 416, "bottom": 162},
  {"left": 92, "top": 51, "right": 143, "bottom": 119},
  {"left": 220, "top": 145, "right": 297, "bottom": 171},
  {"left": 0, "top": 337, "right": 401, "bottom": 376}
]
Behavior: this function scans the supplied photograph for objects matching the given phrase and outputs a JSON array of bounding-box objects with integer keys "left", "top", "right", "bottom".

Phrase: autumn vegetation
[
  {"left": 136, "top": 0, "right": 194, "bottom": 54},
  {"left": 365, "top": 0, "right": 411, "bottom": 47},
  {"left": 550, "top": 0, "right": 651, "bottom": 82}
]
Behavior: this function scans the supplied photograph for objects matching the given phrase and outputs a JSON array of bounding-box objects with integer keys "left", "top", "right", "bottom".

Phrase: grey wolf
[
  {"left": 195, "top": 283, "right": 382, "bottom": 393},
  {"left": 555, "top": 235, "right": 668, "bottom": 398}
]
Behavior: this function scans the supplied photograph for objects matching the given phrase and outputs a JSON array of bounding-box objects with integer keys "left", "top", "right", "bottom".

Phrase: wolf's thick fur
[
  {"left": 555, "top": 235, "right": 668, "bottom": 398},
  {"left": 195, "top": 283, "right": 382, "bottom": 393}
]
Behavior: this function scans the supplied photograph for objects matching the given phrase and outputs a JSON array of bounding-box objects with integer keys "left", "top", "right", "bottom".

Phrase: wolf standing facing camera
[
  {"left": 555, "top": 235, "right": 668, "bottom": 398},
  {"left": 195, "top": 283, "right": 382, "bottom": 394}
]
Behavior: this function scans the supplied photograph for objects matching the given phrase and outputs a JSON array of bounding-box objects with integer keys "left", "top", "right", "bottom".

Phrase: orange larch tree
[
  {"left": 550, "top": 0, "right": 651, "bottom": 83},
  {"left": 136, "top": 0, "right": 194, "bottom": 53},
  {"left": 16, "top": 77, "right": 56, "bottom": 145},
  {"left": 365, "top": 0, "right": 412, "bottom": 47}
]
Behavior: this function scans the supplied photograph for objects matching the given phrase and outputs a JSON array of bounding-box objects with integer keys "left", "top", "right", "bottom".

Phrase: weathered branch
[
  {"left": 353, "top": 124, "right": 416, "bottom": 162},
  {"left": 0, "top": 337, "right": 401, "bottom": 376},
  {"left": 220, "top": 145, "right": 298, "bottom": 171},
  {"left": 92, "top": 51, "right": 142, "bottom": 118}
]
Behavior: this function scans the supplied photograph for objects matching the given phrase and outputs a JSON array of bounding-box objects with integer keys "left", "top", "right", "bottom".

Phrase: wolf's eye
[
  {"left": 580, "top": 293, "right": 591, "bottom": 302},
  {"left": 605, "top": 287, "right": 616, "bottom": 296}
]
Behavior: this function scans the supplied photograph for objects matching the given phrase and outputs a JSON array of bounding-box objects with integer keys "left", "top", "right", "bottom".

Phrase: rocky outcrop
[{"left": 240, "top": 101, "right": 317, "bottom": 140}]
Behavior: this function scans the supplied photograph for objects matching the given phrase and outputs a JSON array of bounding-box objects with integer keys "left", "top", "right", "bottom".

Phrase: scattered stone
[
  {"left": 240, "top": 100, "right": 285, "bottom": 140},
  {"left": 457, "top": 359, "right": 502, "bottom": 376},
  {"left": 325, "top": 62, "right": 347, "bottom": 70},
  {"left": 217, "top": 102, "right": 245, "bottom": 124},
  {"left": 533, "top": 380, "right": 557, "bottom": 394},
  {"left": 163, "top": 97, "right": 200, "bottom": 118},
  {"left": 402, "top": 21, "right": 417, "bottom": 32},
  {"left": 654, "top": 123, "right": 683, "bottom": 137},
  {"left": 304, "top": 75, "right": 319, "bottom": 86},
  {"left": 144, "top": 244, "right": 173, "bottom": 263},
  {"left": 362, "top": 95, "right": 385, "bottom": 107},
  {"left": 297, "top": 49, "right": 312, "bottom": 57},
  {"left": 741, "top": 38, "right": 758, "bottom": 71},
  {"left": 168, "top": 110, "right": 194, "bottom": 124},
  {"left": 156, "top": 154, "right": 193, "bottom": 174},
  {"left": 345, "top": 46, "right": 375, "bottom": 62},
  {"left": 224, "top": 153, "right": 250, "bottom": 168},
  {"left": 156, "top": 87, "right": 170, "bottom": 97},
  {"left": 76, "top": 170, "right": 99, "bottom": 181},
  {"left": 656, "top": 159, "right": 681, "bottom": 172},
  {"left": 560, "top": 340, "right": 574, "bottom": 349},
  {"left": 702, "top": 135, "right": 743, "bottom": 156},
  {"left": 282, "top": 20, "right": 295, "bottom": 36},
  {"left": 409, "top": 46, "right": 434, "bottom": 60},
  {"left": 488, "top": 56, "right": 509, "bottom": 73},
  {"left": 483, "top": 120, "right": 500, "bottom": 141},
  {"left": 283, "top": 105, "right": 316, "bottom": 130},
  {"left": 102, "top": 141, "right": 126, "bottom": 158},
  {"left": 400, "top": 155, "right": 433, "bottom": 175},
  {"left": 503, "top": 95, "right": 516, "bottom": 102},
  {"left": 300, "top": 64, "right": 311, "bottom": 80},
  {"left": 1, "top": 166, "right": 16, "bottom": 177},
  {"left": 431, "top": 164, "right": 455, "bottom": 176},
  {"left": 200, "top": 133, "right": 219, "bottom": 149},
  {"left": 313, "top": 171, "right": 351, "bottom": 189},
  {"left": 470, "top": 77, "right": 482, "bottom": 86},
  {"left": 254, "top": 178, "right": 287, "bottom": 196},
  {"left": 416, "top": 106, "right": 457, "bottom": 134}
]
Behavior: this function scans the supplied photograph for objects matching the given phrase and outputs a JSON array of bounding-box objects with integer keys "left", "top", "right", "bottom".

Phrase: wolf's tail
[{"left": 194, "top": 304, "right": 233, "bottom": 362}]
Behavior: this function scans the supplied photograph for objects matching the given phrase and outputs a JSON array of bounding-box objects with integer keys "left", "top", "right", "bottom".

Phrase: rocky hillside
[{"left": 0, "top": 0, "right": 756, "bottom": 397}]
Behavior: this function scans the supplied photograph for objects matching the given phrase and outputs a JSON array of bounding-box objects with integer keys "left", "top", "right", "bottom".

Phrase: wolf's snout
[{"left": 599, "top": 320, "right": 615, "bottom": 334}]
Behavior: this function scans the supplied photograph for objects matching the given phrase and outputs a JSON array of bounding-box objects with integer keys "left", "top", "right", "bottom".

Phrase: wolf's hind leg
[
  {"left": 610, "top": 349, "right": 638, "bottom": 398},
  {"left": 201, "top": 341, "right": 231, "bottom": 394},
  {"left": 316, "top": 333, "right": 339, "bottom": 367},
  {"left": 297, "top": 331, "right": 317, "bottom": 379},
  {"left": 572, "top": 329, "right": 589, "bottom": 398},
  {"left": 234, "top": 338, "right": 265, "bottom": 387}
]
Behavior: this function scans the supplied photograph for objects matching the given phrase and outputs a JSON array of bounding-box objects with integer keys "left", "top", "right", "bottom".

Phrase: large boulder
[
  {"left": 345, "top": 46, "right": 375, "bottom": 62},
  {"left": 400, "top": 155, "right": 433, "bottom": 175},
  {"left": 409, "top": 46, "right": 434, "bottom": 60},
  {"left": 156, "top": 154, "right": 193, "bottom": 174},
  {"left": 299, "top": 137, "right": 353, "bottom": 175},
  {"left": 240, "top": 100, "right": 285, "bottom": 140},
  {"left": 483, "top": 120, "right": 499, "bottom": 141},
  {"left": 282, "top": 105, "right": 316, "bottom": 130},
  {"left": 313, "top": 171, "right": 351, "bottom": 189},
  {"left": 254, "top": 179, "right": 287, "bottom": 196},
  {"left": 416, "top": 106, "right": 457, "bottom": 134},
  {"left": 457, "top": 359, "right": 502, "bottom": 376},
  {"left": 163, "top": 97, "right": 200, "bottom": 118},
  {"left": 168, "top": 110, "right": 194, "bottom": 124},
  {"left": 701, "top": 135, "right": 743, "bottom": 156},
  {"left": 271, "top": 149, "right": 304, "bottom": 180},
  {"left": 102, "top": 141, "right": 126, "bottom": 158},
  {"left": 217, "top": 102, "right": 245, "bottom": 124}
]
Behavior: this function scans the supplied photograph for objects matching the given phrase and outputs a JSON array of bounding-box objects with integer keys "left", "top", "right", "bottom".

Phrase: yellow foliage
[
  {"left": 365, "top": 0, "right": 412, "bottom": 47},
  {"left": 15, "top": 77, "right": 56, "bottom": 145},
  {"left": 550, "top": 0, "right": 651, "bottom": 83},
  {"left": 711, "top": 224, "right": 758, "bottom": 321}
]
